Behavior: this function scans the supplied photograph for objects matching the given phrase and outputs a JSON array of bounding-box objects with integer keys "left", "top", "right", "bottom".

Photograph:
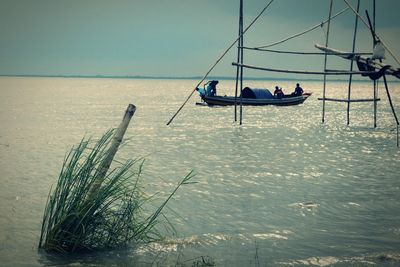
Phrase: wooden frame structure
[{"left": 167, "top": 0, "right": 399, "bottom": 146}]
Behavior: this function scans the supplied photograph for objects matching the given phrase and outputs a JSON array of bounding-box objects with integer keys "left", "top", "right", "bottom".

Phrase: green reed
[{"left": 38, "top": 130, "right": 194, "bottom": 253}]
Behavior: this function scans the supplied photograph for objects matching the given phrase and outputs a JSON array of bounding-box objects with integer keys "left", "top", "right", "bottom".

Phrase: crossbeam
[
  {"left": 241, "top": 46, "right": 372, "bottom": 56},
  {"left": 232, "top": 62, "right": 377, "bottom": 75},
  {"left": 317, "top": 97, "right": 380, "bottom": 103}
]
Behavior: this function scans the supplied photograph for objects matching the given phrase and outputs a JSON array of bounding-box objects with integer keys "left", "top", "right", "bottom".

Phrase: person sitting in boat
[
  {"left": 196, "top": 87, "right": 206, "bottom": 97},
  {"left": 292, "top": 83, "right": 304, "bottom": 96},
  {"left": 205, "top": 80, "right": 219, "bottom": 96},
  {"left": 274, "top": 86, "right": 284, "bottom": 99}
]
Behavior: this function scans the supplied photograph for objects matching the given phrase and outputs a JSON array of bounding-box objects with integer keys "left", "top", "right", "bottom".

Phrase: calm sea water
[{"left": 0, "top": 77, "right": 399, "bottom": 266}]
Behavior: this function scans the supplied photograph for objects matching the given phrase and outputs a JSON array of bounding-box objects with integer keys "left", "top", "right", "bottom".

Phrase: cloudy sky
[{"left": 1, "top": 0, "right": 399, "bottom": 78}]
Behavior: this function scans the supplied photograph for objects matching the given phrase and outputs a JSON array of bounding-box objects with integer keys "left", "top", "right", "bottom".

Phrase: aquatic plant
[
  {"left": 38, "top": 129, "right": 194, "bottom": 253},
  {"left": 190, "top": 256, "right": 215, "bottom": 267}
]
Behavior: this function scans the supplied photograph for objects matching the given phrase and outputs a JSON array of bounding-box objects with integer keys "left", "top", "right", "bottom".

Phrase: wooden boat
[
  {"left": 201, "top": 93, "right": 312, "bottom": 106},
  {"left": 199, "top": 87, "right": 312, "bottom": 106}
]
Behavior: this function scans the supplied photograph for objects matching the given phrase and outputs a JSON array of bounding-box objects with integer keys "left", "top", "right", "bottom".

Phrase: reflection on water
[{"left": 0, "top": 77, "right": 399, "bottom": 266}]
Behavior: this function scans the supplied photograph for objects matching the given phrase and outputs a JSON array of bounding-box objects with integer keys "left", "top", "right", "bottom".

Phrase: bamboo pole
[
  {"left": 374, "top": 80, "right": 378, "bottom": 127},
  {"left": 234, "top": 0, "right": 243, "bottom": 122},
  {"left": 239, "top": 0, "right": 244, "bottom": 125},
  {"left": 373, "top": 0, "right": 376, "bottom": 32},
  {"left": 317, "top": 98, "right": 380, "bottom": 103},
  {"left": 373, "top": 1, "right": 377, "bottom": 128},
  {"left": 231, "top": 63, "right": 376, "bottom": 76},
  {"left": 241, "top": 46, "right": 371, "bottom": 56},
  {"left": 234, "top": 39, "right": 240, "bottom": 122},
  {"left": 346, "top": 0, "right": 360, "bottom": 126},
  {"left": 85, "top": 104, "right": 136, "bottom": 202},
  {"left": 383, "top": 75, "right": 399, "bottom": 147},
  {"left": 382, "top": 76, "right": 399, "bottom": 124},
  {"left": 322, "top": 0, "right": 334, "bottom": 124}
]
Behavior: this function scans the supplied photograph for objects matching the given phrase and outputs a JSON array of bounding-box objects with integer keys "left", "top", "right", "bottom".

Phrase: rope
[
  {"left": 166, "top": 0, "right": 276, "bottom": 125},
  {"left": 241, "top": 46, "right": 372, "bottom": 56},
  {"left": 343, "top": 0, "right": 400, "bottom": 66},
  {"left": 256, "top": 7, "right": 349, "bottom": 49}
]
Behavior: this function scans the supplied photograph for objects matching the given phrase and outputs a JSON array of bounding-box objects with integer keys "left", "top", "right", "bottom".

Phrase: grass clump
[{"left": 38, "top": 130, "right": 194, "bottom": 253}]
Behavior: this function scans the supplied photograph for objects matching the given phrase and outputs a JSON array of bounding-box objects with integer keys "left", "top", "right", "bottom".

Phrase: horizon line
[{"left": 0, "top": 73, "right": 398, "bottom": 83}]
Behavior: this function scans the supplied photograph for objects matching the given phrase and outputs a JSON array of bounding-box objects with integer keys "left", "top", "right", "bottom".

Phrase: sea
[{"left": 0, "top": 77, "right": 399, "bottom": 266}]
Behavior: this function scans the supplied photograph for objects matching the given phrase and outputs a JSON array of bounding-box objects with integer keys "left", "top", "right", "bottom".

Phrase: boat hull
[{"left": 201, "top": 93, "right": 311, "bottom": 106}]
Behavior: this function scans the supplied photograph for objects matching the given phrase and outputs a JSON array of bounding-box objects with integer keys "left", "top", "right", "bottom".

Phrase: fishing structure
[{"left": 167, "top": 0, "right": 399, "bottom": 145}]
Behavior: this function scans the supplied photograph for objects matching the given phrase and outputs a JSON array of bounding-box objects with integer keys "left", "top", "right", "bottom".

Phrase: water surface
[{"left": 0, "top": 77, "right": 399, "bottom": 266}]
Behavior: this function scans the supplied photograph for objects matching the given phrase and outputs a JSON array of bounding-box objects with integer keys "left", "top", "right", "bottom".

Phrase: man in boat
[
  {"left": 196, "top": 87, "right": 206, "bottom": 97},
  {"left": 274, "top": 86, "right": 284, "bottom": 99},
  {"left": 292, "top": 83, "right": 304, "bottom": 96},
  {"left": 205, "top": 80, "right": 219, "bottom": 96}
]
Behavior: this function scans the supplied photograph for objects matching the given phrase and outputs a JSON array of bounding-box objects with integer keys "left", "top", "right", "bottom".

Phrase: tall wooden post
[
  {"left": 239, "top": 0, "right": 244, "bottom": 125},
  {"left": 373, "top": 0, "right": 378, "bottom": 128},
  {"left": 234, "top": 0, "right": 243, "bottom": 122},
  {"left": 85, "top": 104, "right": 136, "bottom": 203},
  {"left": 322, "top": 0, "right": 333, "bottom": 123},
  {"left": 346, "top": 0, "right": 360, "bottom": 125},
  {"left": 382, "top": 75, "right": 400, "bottom": 147},
  {"left": 374, "top": 80, "right": 378, "bottom": 127}
]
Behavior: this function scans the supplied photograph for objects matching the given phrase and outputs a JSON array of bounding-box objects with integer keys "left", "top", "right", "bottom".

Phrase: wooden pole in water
[
  {"left": 85, "top": 104, "right": 136, "bottom": 202},
  {"left": 239, "top": 0, "right": 244, "bottom": 125},
  {"left": 382, "top": 75, "right": 400, "bottom": 147},
  {"left": 373, "top": 0, "right": 376, "bottom": 32},
  {"left": 234, "top": 0, "right": 243, "bottom": 122},
  {"left": 234, "top": 52, "right": 239, "bottom": 122},
  {"left": 374, "top": 80, "right": 378, "bottom": 128},
  {"left": 322, "top": 0, "right": 333, "bottom": 123},
  {"left": 373, "top": 0, "right": 378, "bottom": 128},
  {"left": 346, "top": 0, "right": 360, "bottom": 126}
]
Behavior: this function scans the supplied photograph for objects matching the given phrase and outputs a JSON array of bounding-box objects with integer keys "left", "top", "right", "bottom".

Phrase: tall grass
[{"left": 39, "top": 130, "right": 194, "bottom": 253}]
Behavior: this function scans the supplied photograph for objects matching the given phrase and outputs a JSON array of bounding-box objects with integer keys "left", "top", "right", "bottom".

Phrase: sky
[{"left": 0, "top": 0, "right": 399, "bottom": 79}]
